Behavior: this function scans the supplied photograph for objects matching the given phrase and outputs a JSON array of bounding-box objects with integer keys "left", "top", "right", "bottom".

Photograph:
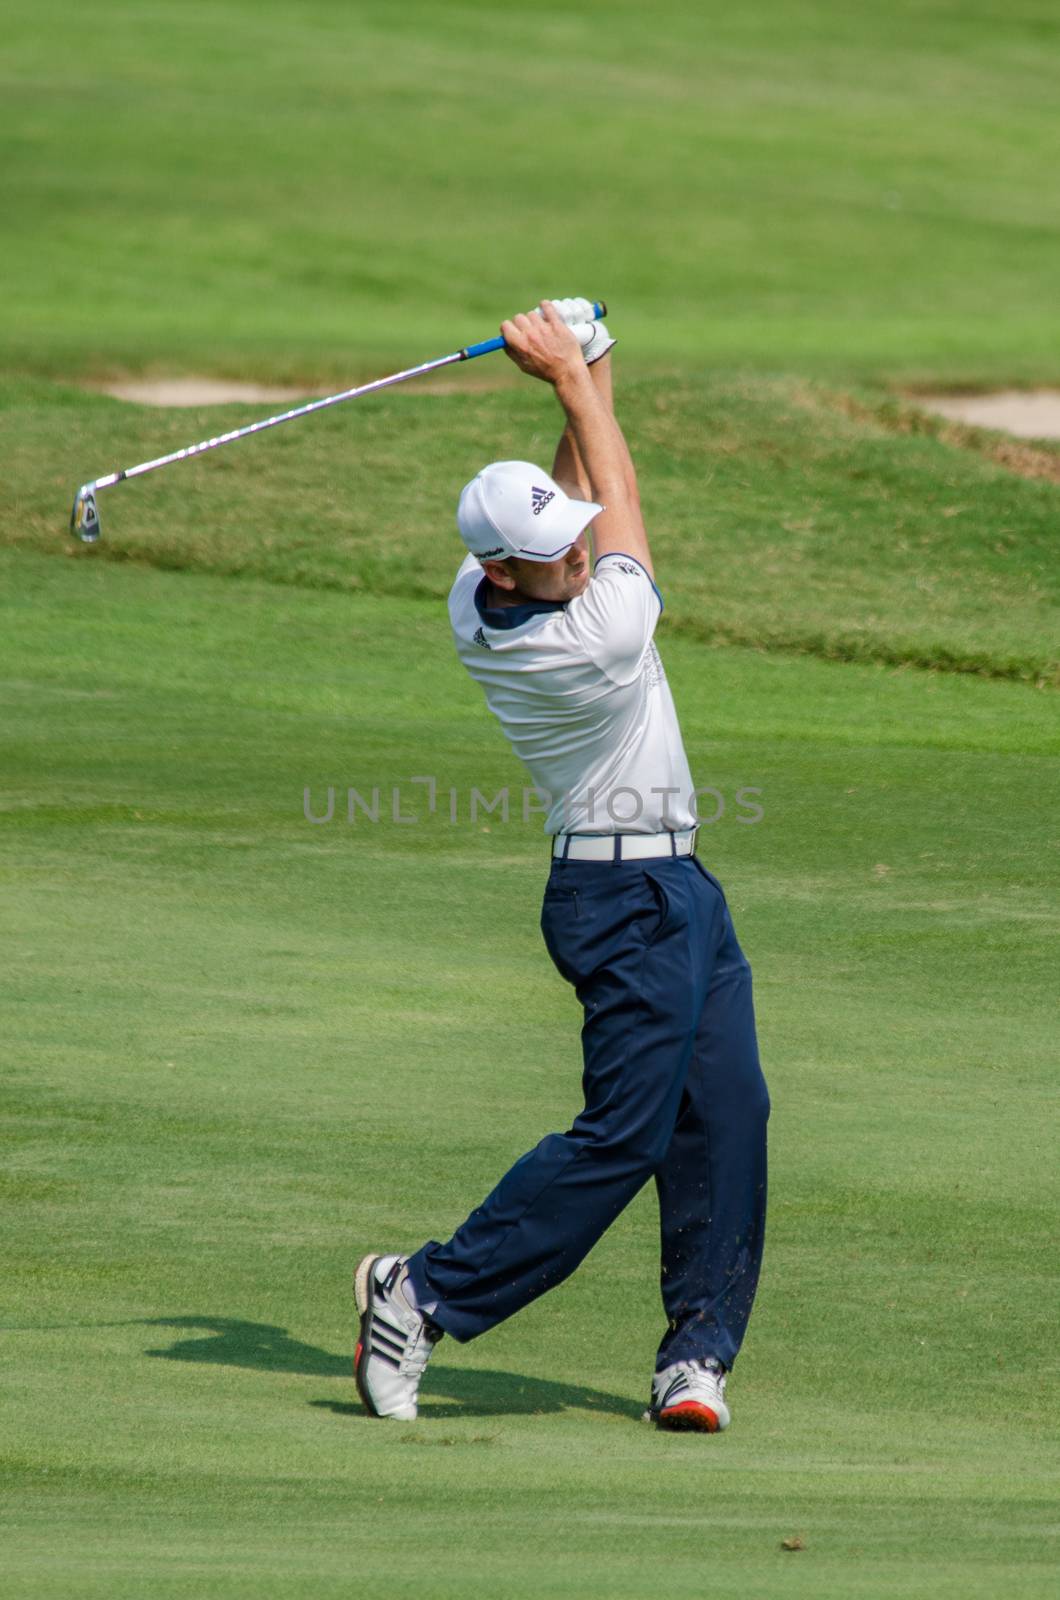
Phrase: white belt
[{"left": 552, "top": 828, "right": 698, "bottom": 862}]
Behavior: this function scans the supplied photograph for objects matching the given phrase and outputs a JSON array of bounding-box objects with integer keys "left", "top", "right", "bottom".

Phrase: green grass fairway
[
  {"left": 3, "top": 0, "right": 1059, "bottom": 1592},
  {"left": 4, "top": 0, "right": 1060, "bottom": 383},
  {"left": 2, "top": 549, "right": 1057, "bottom": 1598},
  {"left": 5, "top": 373, "right": 1059, "bottom": 684}
]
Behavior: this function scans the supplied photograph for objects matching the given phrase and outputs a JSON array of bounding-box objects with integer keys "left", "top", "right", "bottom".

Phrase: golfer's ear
[{"left": 482, "top": 559, "right": 516, "bottom": 591}]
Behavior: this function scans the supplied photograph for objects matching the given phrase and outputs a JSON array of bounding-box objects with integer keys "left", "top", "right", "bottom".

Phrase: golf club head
[{"left": 70, "top": 484, "right": 101, "bottom": 544}]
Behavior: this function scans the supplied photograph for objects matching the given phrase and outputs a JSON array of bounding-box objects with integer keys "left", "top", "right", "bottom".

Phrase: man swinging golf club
[{"left": 355, "top": 298, "right": 770, "bottom": 1432}]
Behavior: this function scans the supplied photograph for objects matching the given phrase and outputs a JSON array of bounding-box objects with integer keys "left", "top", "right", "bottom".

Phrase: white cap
[{"left": 457, "top": 461, "right": 603, "bottom": 564}]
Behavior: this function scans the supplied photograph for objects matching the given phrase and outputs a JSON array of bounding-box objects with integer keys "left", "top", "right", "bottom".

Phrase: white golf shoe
[
  {"left": 353, "top": 1253, "right": 442, "bottom": 1420},
  {"left": 643, "top": 1357, "right": 731, "bottom": 1433}
]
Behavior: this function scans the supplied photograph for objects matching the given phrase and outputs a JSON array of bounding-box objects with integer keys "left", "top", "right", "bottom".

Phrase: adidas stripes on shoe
[
  {"left": 644, "top": 1358, "right": 731, "bottom": 1433},
  {"left": 353, "top": 1253, "right": 442, "bottom": 1421}
]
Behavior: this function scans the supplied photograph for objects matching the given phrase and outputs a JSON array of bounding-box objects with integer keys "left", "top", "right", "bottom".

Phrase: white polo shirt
[{"left": 448, "top": 551, "right": 697, "bottom": 835}]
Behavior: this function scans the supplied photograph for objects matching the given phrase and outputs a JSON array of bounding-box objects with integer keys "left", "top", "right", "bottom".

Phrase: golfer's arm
[
  {"left": 554, "top": 363, "right": 654, "bottom": 579},
  {"left": 551, "top": 354, "right": 614, "bottom": 502}
]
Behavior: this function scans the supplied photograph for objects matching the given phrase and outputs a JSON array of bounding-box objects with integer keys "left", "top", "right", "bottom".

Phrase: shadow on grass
[
  {"left": 144, "top": 1315, "right": 348, "bottom": 1376},
  {"left": 144, "top": 1315, "right": 641, "bottom": 1420}
]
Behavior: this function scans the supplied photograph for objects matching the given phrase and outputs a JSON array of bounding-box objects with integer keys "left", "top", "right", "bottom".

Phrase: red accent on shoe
[
  {"left": 658, "top": 1400, "right": 720, "bottom": 1432},
  {"left": 354, "top": 1340, "right": 363, "bottom": 1371}
]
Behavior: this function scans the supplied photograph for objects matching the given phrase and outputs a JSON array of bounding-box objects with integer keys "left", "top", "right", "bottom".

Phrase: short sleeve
[{"left": 563, "top": 553, "right": 663, "bottom": 680}]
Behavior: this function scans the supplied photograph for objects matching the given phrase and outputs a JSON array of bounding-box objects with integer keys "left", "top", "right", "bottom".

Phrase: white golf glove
[
  {"left": 528, "top": 297, "right": 618, "bottom": 366},
  {"left": 544, "top": 296, "right": 599, "bottom": 327},
  {"left": 575, "top": 319, "right": 617, "bottom": 366}
]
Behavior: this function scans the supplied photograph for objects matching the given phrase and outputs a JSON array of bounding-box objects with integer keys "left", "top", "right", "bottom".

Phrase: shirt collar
[{"left": 473, "top": 575, "right": 569, "bottom": 631}]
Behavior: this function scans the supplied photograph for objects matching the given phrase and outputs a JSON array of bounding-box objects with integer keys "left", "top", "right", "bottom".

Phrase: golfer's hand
[
  {"left": 533, "top": 296, "right": 597, "bottom": 329},
  {"left": 524, "top": 297, "right": 617, "bottom": 367},
  {"left": 578, "top": 320, "right": 616, "bottom": 366},
  {"left": 502, "top": 302, "right": 586, "bottom": 385}
]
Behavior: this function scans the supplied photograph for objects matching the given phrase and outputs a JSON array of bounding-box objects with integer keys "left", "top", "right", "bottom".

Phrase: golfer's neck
[{"left": 487, "top": 580, "right": 531, "bottom": 609}]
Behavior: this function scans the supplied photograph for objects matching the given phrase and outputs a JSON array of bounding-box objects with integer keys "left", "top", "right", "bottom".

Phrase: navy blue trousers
[{"left": 405, "top": 855, "right": 770, "bottom": 1371}]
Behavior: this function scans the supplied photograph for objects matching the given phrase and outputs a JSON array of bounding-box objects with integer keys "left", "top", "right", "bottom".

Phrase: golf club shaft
[
  {"left": 90, "top": 352, "right": 455, "bottom": 491},
  {"left": 89, "top": 302, "right": 607, "bottom": 493}
]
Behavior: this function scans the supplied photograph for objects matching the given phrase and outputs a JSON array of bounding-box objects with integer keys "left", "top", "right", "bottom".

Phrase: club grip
[
  {"left": 462, "top": 335, "right": 506, "bottom": 360},
  {"left": 461, "top": 301, "right": 607, "bottom": 362}
]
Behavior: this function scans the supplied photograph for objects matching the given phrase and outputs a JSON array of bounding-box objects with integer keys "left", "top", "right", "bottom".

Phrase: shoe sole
[
  {"left": 353, "top": 1252, "right": 385, "bottom": 1418},
  {"left": 656, "top": 1400, "right": 724, "bottom": 1432}
]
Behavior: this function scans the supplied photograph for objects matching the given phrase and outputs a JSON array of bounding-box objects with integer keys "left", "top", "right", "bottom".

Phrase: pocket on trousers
[
  {"left": 540, "top": 887, "right": 582, "bottom": 985},
  {"left": 641, "top": 868, "right": 674, "bottom": 948}
]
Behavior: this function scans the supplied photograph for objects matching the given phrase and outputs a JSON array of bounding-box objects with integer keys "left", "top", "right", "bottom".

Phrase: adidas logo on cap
[{"left": 457, "top": 461, "right": 602, "bottom": 564}]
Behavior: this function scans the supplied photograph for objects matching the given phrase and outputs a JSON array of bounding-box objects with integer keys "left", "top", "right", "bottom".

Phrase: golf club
[{"left": 68, "top": 302, "right": 607, "bottom": 543}]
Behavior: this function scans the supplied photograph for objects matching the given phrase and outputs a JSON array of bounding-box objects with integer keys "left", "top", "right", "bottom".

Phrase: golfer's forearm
[
  {"left": 555, "top": 366, "right": 653, "bottom": 575},
  {"left": 554, "top": 366, "right": 626, "bottom": 498},
  {"left": 588, "top": 349, "right": 615, "bottom": 416},
  {"left": 551, "top": 355, "right": 615, "bottom": 499},
  {"left": 551, "top": 425, "right": 589, "bottom": 500},
  {"left": 571, "top": 359, "right": 637, "bottom": 498}
]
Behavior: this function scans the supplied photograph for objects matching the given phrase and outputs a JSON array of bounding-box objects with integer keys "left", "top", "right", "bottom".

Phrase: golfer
[{"left": 355, "top": 299, "right": 770, "bottom": 1432}]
